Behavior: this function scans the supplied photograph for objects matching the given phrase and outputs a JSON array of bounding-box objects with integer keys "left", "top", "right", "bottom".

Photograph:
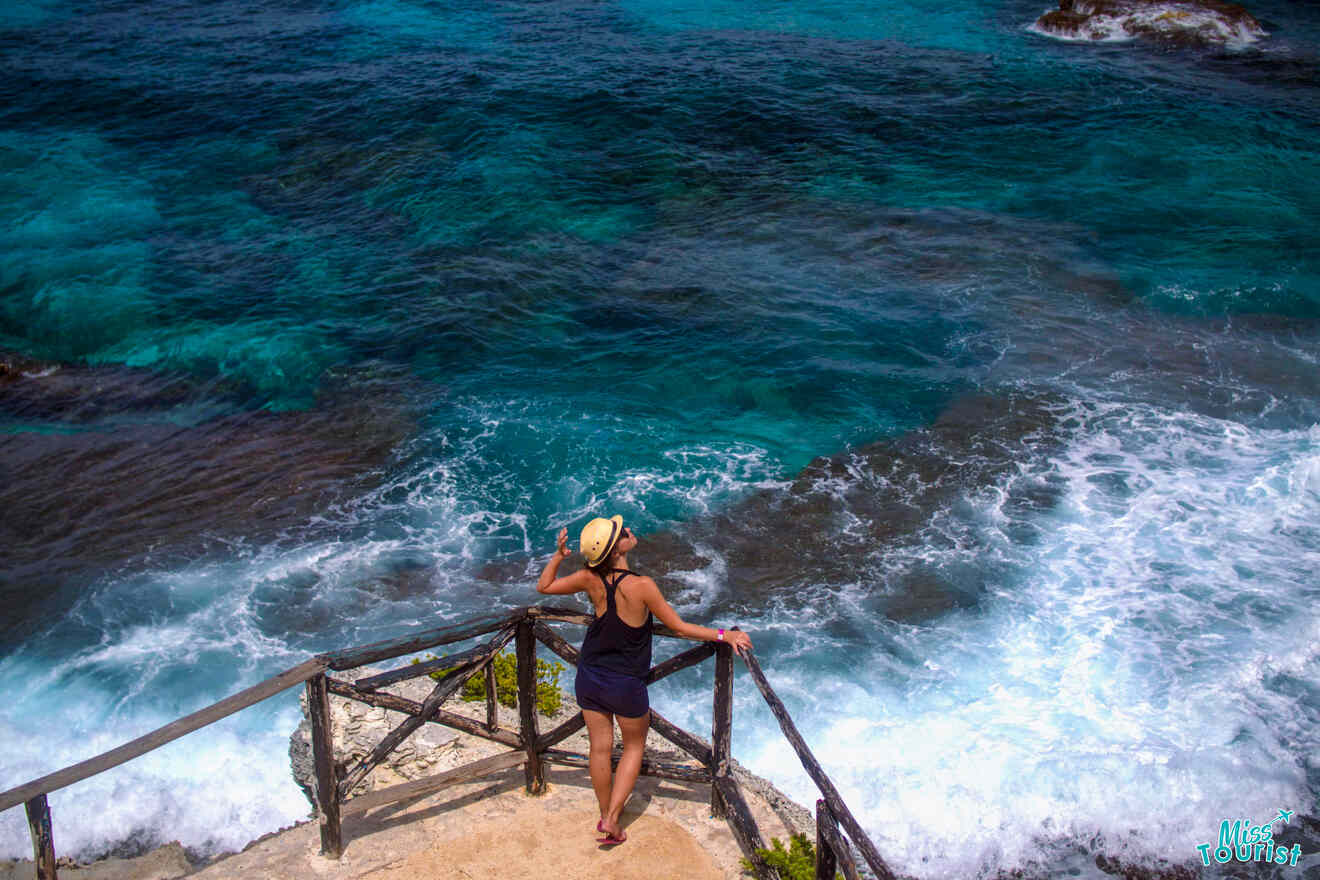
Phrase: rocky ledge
[
  {"left": 0, "top": 843, "right": 192, "bottom": 880},
  {"left": 1032, "top": 0, "right": 1267, "bottom": 46}
]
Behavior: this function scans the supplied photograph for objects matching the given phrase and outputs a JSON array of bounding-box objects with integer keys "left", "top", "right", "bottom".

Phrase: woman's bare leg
[
  {"left": 602, "top": 711, "right": 650, "bottom": 840},
  {"left": 581, "top": 709, "right": 615, "bottom": 821}
]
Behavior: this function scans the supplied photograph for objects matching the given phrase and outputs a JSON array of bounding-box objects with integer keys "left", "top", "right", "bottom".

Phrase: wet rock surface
[
  {"left": 1033, "top": 0, "right": 1267, "bottom": 46},
  {"left": 0, "top": 351, "right": 202, "bottom": 422}
]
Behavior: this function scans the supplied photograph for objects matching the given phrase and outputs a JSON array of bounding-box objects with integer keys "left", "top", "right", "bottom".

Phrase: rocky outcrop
[
  {"left": 0, "top": 842, "right": 191, "bottom": 880},
  {"left": 290, "top": 667, "right": 491, "bottom": 805},
  {"left": 1032, "top": 0, "right": 1267, "bottom": 46}
]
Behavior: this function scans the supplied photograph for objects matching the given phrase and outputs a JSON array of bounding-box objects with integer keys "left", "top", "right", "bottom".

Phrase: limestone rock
[
  {"left": 1032, "top": 0, "right": 1266, "bottom": 46},
  {"left": 0, "top": 842, "right": 191, "bottom": 880},
  {"left": 289, "top": 665, "right": 580, "bottom": 808}
]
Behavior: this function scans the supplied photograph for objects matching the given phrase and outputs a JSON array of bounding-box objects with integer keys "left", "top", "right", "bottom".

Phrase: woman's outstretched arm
[
  {"left": 537, "top": 527, "right": 592, "bottom": 595},
  {"left": 635, "top": 576, "right": 753, "bottom": 655}
]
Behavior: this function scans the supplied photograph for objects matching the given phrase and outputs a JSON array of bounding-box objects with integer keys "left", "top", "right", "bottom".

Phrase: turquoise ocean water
[{"left": 1, "top": 0, "right": 1318, "bottom": 876}]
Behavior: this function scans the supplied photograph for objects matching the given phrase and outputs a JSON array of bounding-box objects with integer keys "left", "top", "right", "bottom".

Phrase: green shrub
[
  {"left": 417, "top": 649, "right": 564, "bottom": 716},
  {"left": 741, "top": 833, "right": 841, "bottom": 880}
]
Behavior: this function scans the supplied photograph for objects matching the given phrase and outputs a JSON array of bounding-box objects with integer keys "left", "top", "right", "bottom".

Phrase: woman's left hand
[
  {"left": 725, "top": 628, "right": 753, "bottom": 657},
  {"left": 556, "top": 527, "right": 571, "bottom": 559}
]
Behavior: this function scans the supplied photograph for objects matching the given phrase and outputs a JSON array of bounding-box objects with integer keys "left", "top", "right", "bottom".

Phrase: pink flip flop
[{"left": 596, "top": 821, "right": 626, "bottom": 844}]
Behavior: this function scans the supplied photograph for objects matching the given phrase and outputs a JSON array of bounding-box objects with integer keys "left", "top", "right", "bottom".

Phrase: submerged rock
[
  {"left": 667, "top": 391, "right": 1070, "bottom": 621},
  {"left": 0, "top": 355, "right": 417, "bottom": 645},
  {"left": 1032, "top": 0, "right": 1267, "bottom": 46},
  {"left": 0, "top": 350, "right": 201, "bottom": 421}
]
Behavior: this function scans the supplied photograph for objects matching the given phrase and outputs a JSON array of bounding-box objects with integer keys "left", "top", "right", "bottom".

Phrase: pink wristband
[{"left": 717, "top": 629, "right": 725, "bottom": 641}]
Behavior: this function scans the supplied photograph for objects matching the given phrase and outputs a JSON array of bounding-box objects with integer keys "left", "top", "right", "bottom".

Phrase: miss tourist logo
[{"left": 1197, "top": 809, "right": 1303, "bottom": 867}]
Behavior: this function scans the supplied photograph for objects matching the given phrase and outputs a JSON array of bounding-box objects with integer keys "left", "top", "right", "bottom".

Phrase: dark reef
[{"left": 1034, "top": 0, "right": 1266, "bottom": 46}]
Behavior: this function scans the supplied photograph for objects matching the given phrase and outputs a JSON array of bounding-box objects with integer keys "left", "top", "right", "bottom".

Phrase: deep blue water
[{"left": 1, "top": 0, "right": 1319, "bottom": 876}]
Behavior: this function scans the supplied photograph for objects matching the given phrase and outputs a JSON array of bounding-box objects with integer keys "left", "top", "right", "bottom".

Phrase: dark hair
[{"left": 587, "top": 526, "right": 628, "bottom": 579}]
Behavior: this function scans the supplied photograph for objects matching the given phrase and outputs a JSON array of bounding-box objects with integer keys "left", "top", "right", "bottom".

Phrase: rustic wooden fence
[{"left": 0, "top": 604, "right": 895, "bottom": 880}]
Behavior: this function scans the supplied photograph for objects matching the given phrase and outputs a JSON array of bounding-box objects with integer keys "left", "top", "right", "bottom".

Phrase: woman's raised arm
[{"left": 536, "top": 527, "right": 592, "bottom": 595}]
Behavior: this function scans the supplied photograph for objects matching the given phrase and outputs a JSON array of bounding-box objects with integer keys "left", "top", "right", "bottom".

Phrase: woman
[{"left": 536, "top": 514, "right": 753, "bottom": 845}]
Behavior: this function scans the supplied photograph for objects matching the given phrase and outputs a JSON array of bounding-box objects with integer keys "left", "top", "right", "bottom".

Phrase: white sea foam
[
  {"left": 0, "top": 423, "right": 788, "bottom": 860},
  {"left": 7, "top": 380, "right": 1313, "bottom": 872},
  {"left": 736, "top": 404, "right": 1319, "bottom": 878},
  {"left": 0, "top": 564, "right": 324, "bottom": 858},
  {"left": 0, "top": 699, "right": 309, "bottom": 860},
  {"left": 662, "top": 543, "right": 729, "bottom": 614},
  {"left": 613, "top": 444, "right": 790, "bottom": 518}
]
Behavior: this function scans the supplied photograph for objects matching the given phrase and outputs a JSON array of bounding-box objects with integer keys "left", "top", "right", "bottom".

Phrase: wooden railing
[{"left": 0, "top": 604, "right": 894, "bottom": 880}]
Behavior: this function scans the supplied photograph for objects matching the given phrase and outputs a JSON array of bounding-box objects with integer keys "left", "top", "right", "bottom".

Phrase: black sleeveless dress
[{"left": 574, "top": 569, "right": 653, "bottom": 718}]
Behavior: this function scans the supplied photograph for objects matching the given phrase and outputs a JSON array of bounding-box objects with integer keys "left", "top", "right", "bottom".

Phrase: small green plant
[
  {"left": 417, "top": 649, "right": 564, "bottom": 716},
  {"left": 741, "top": 833, "right": 841, "bottom": 880}
]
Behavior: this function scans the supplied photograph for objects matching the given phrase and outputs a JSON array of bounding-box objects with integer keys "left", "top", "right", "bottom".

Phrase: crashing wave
[{"left": 1032, "top": 0, "right": 1267, "bottom": 47}]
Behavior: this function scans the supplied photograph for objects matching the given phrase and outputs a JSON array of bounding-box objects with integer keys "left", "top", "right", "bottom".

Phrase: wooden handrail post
[
  {"left": 815, "top": 799, "right": 838, "bottom": 880},
  {"left": 516, "top": 619, "right": 545, "bottom": 794},
  {"left": 306, "top": 674, "right": 343, "bottom": 858},
  {"left": 484, "top": 661, "right": 498, "bottom": 733},
  {"left": 742, "top": 649, "right": 894, "bottom": 880},
  {"left": 710, "top": 641, "right": 733, "bottom": 818},
  {"left": 815, "top": 796, "right": 860, "bottom": 880},
  {"left": 25, "top": 794, "right": 56, "bottom": 880}
]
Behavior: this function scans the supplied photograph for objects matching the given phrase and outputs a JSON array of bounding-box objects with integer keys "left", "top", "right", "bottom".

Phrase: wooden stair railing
[{"left": 0, "top": 604, "right": 894, "bottom": 880}]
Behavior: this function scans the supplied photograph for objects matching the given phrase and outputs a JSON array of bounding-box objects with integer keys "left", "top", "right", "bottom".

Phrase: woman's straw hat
[{"left": 580, "top": 515, "right": 624, "bottom": 567}]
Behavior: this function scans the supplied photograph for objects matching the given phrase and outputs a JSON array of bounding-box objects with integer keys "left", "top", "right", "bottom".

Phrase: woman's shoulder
[
  {"left": 562, "top": 567, "right": 600, "bottom": 590},
  {"left": 619, "top": 571, "right": 658, "bottom": 595}
]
